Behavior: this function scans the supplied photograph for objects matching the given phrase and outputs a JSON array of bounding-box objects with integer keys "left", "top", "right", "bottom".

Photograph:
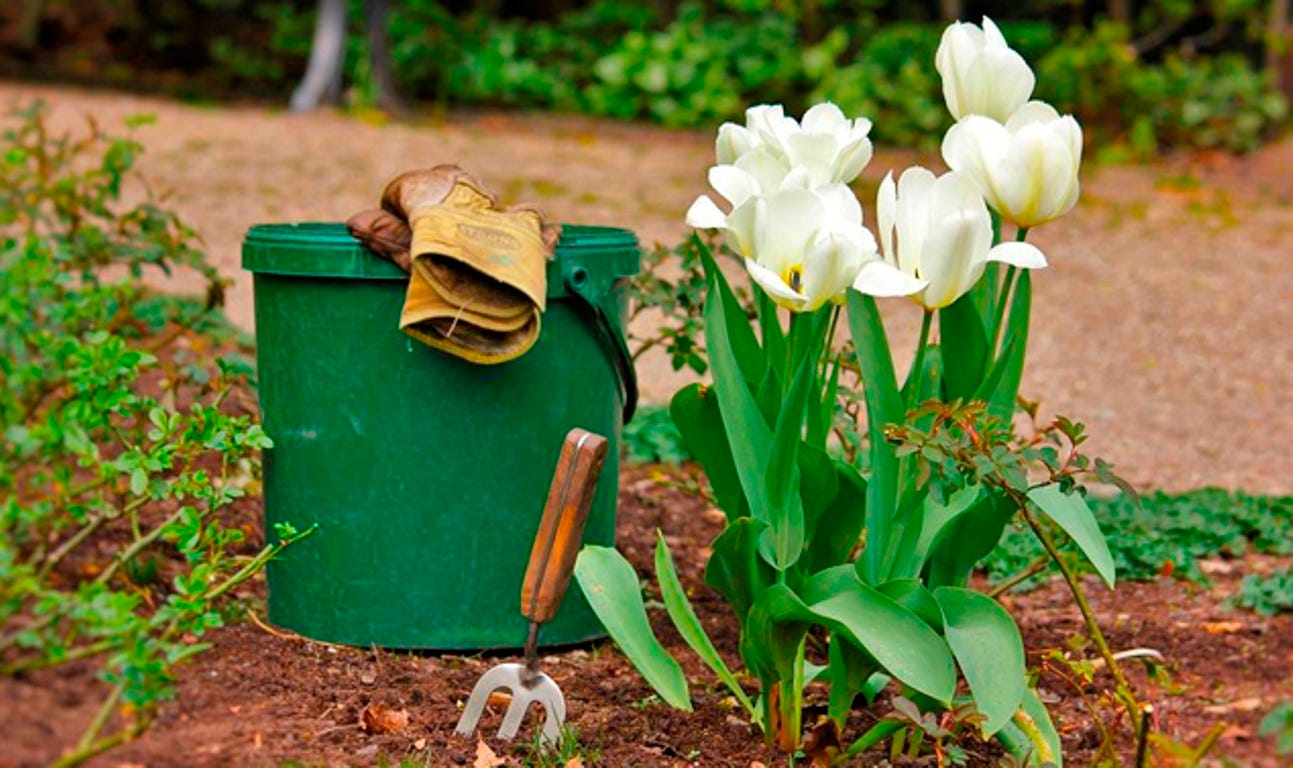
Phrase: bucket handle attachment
[{"left": 565, "top": 267, "right": 638, "bottom": 424}]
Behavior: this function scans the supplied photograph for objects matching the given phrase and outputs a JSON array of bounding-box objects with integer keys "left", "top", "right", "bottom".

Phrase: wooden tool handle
[{"left": 521, "top": 428, "right": 609, "bottom": 625}]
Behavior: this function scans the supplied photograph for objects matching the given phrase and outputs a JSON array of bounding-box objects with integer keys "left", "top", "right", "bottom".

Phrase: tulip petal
[
  {"left": 709, "top": 165, "right": 761, "bottom": 208},
  {"left": 918, "top": 209, "right": 988, "bottom": 309},
  {"left": 984, "top": 241, "right": 1047, "bottom": 269},
  {"left": 852, "top": 259, "right": 928, "bottom": 298},
  {"left": 801, "top": 101, "right": 849, "bottom": 134},
  {"left": 747, "top": 258, "right": 807, "bottom": 310},
  {"left": 724, "top": 197, "right": 762, "bottom": 259},
  {"left": 716, "top": 123, "right": 756, "bottom": 165},
  {"left": 895, "top": 166, "right": 938, "bottom": 276},
  {"left": 784, "top": 132, "right": 840, "bottom": 186},
  {"left": 685, "top": 195, "right": 728, "bottom": 230},
  {"left": 756, "top": 189, "right": 824, "bottom": 272},
  {"left": 735, "top": 147, "right": 791, "bottom": 195},
  {"left": 802, "top": 231, "right": 865, "bottom": 311},
  {"left": 834, "top": 136, "right": 874, "bottom": 184},
  {"left": 877, "top": 171, "right": 897, "bottom": 264}
]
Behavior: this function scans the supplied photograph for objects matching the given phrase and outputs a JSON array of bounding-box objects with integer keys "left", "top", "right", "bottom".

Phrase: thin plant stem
[
  {"left": 988, "top": 553, "right": 1052, "bottom": 598},
  {"left": 1018, "top": 501, "right": 1140, "bottom": 717},
  {"left": 989, "top": 226, "right": 1030, "bottom": 355},
  {"left": 76, "top": 680, "right": 125, "bottom": 753},
  {"left": 905, "top": 310, "right": 934, "bottom": 410}
]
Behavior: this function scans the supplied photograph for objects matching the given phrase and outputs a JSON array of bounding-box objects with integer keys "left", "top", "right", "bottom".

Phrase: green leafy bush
[
  {"left": 0, "top": 103, "right": 308, "bottom": 766},
  {"left": 585, "top": 3, "right": 799, "bottom": 126},
  {"left": 985, "top": 489, "right": 1292, "bottom": 588}
]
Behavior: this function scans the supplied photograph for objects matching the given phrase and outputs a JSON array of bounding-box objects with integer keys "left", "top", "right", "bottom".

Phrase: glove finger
[{"left": 347, "top": 208, "right": 413, "bottom": 272}]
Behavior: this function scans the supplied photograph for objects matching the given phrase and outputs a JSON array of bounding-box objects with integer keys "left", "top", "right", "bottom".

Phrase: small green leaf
[
  {"left": 129, "top": 468, "right": 147, "bottom": 496},
  {"left": 575, "top": 546, "right": 692, "bottom": 711},
  {"left": 655, "top": 532, "right": 754, "bottom": 716},
  {"left": 705, "top": 518, "right": 774, "bottom": 626},
  {"left": 934, "top": 587, "right": 1027, "bottom": 735},
  {"left": 1028, "top": 484, "right": 1117, "bottom": 588}
]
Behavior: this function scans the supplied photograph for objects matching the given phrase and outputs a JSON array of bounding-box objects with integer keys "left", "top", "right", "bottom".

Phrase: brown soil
[
  {"left": 1, "top": 466, "right": 1288, "bottom": 768},
  {"left": 0, "top": 80, "right": 1290, "bottom": 495}
]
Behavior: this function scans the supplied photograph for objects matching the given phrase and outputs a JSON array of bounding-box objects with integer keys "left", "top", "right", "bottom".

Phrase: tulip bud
[
  {"left": 942, "top": 101, "right": 1083, "bottom": 228},
  {"left": 936, "top": 17, "right": 1035, "bottom": 122}
]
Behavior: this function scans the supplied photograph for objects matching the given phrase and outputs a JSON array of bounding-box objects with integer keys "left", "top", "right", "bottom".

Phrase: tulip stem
[
  {"left": 989, "top": 227, "right": 1029, "bottom": 357},
  {"left": 905, "top": 310, "right": 934, "bottom": 409}
]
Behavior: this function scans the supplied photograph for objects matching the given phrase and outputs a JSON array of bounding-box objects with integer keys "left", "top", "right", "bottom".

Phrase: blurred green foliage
[{"left": 4, "top": 0, "right": 1288, "bottom": 153}]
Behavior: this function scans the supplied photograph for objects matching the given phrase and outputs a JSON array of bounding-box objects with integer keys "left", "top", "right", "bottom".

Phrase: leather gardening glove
[{"left": 346, "top": 208, "right": 412, "bottom": 271}]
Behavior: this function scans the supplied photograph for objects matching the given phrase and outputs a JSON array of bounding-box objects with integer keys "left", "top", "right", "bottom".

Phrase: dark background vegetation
[{"left": 1, "top": 0, "right": 1290, "bottom": 153}]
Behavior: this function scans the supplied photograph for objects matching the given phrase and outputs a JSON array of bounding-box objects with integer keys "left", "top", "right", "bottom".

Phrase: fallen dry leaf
[
  {"left": 487, "top": 690, "right": 513, "bottom": 708},
  {"left": 413, "top": 737, "right": 426, "bottom": 750},
  {"left": 1203, "top": 697, "right": 1264, "bottom": 715},
  {"left": 1203, "top": 621, "right": 1245, "bottom": 634},
  {"left": 564, "top": 758, "right": 583, "bottom": 768},
  {"left": 358, "top": 703, "right": 410, "bottom": 734},
  {"left": 474, "top": 739, "right": 506, "bottom": 768}
]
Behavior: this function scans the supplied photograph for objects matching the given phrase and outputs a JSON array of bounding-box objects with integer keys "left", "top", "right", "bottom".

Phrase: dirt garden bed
[{"left": 1, "top": 465, "right": 1287, "bottom": 768}]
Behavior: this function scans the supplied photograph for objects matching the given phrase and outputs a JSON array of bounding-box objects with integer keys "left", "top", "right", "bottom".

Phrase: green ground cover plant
[{"left": 0, "top": 103, "right": 309, "bottom": 767}]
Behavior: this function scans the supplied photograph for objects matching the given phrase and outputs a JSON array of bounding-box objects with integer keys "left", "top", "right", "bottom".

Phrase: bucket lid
[{"left": 242, "top": 222, "right": 639, "bottom": 298}]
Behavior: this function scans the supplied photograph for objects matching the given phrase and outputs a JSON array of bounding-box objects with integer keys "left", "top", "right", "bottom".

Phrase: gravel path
[{"left": 4, "top": 81, "right": 1290, "bottom": 494}]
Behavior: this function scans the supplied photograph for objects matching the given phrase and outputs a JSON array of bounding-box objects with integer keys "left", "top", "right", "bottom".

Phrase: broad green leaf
[
  {"left": 756, "top": 287, "right": 786, "bottom": 383},
  {"left": 846, "top": 291, "right": 901, "bottom": 584},
  {"left": 1028, "top": 484, "right": 1116, "bottom": 588},
  {"left": 704, "top": 274, "right": 773, "bottom": 527},
  {"left": 988, "top": 270, "right": 1031, "bottom": 420},
  {"left": 698, "top": 239, "right": 763, "bottom": 385},
  {"left": 912, "top": 484, "right": 984, "bottom": 572},
  {"left": 574, "top": 546, "right": 692, "bottom": 711},
  {"left": 744, "top": 584, "right": 814, "bottom": 684},
  {"left": 827, "top": 633, "right": 878, "bottom": 726},
  {"left": 808, "top": 578, "right": 957, "bottom": 704},
  {"left": 655, "top": 532, "right": 754, "bottom": 715},
  {"left": 801, "top": 453, "right": 857, "bottom": 572},
  {"left": 882, "top": 486, "right": 931, "bottom": 580},
  {"left": 670, "top": 384, "right": 746, "bottom": 520},
  {"left": 762, "top": 353, "right": 814, "bottom": 570},
  {"left": 940, "top": 292, "right": 988, "bottom": 401},
  {"left": 877, "top": 579, "right": 943, "bottom": 631},
  {"left": 755, "top": 364, "right": 782, "bottom": 428},
  {"left": 705, "top": 518, "right": 774, "bottom": 625},
  {"left": 997, "top": 687, "right": 1063, "bottom": 766},
  {"left": 971, "top": 261, "right": 1000, "bottom": 332},
  {"left": 934, "top": 587, "right": 1027, "bottom": 736},
  {"left": 924, "top": 492, "right": 1016, "bottom": 589},
  {"left": 807, "top": 353, "right": 841, "bottom": 448}
]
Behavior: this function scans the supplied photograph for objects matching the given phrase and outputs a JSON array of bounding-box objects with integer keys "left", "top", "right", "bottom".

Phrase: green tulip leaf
[
  {"left": 762, "top": 353, "right": 814, "bottom": 570},
  {"left": 808, "top": 576, "right": 957, "bottom": 704},
  {"left": 846, "top": 291, "right": 902, "bottom": 584},
  {"left": 655, "top": 532, "right": 754, "bottom": 715},
  {"left": 574, "top": 545, "right": 692, "bottom": 711},
  {"left": 988, "top": 270, "right": 1031, "bottom": 420},
  {"left": 996, "top": 686, "right": 1063, "bottom": 766},
  {"left": 934, "top": 587, "right": 1027, "bottom": 735},
  {"left": 1028, "top": 483, "right": 1116, "bottom": 589},
  {"left": 924, "top": 492, "right": 1016, "bottom": 589},
  {"left": 704, "top": 273, "right": 773, "bottom": 528},
  {"left": 670, "top": 383, "right": 746, "bottom": 520},
  {"left": 705, "top": 518, "right": 775, "bottom": 626},
  {"left": 940, "top": 292, "right": 989, "bottom": 401}
]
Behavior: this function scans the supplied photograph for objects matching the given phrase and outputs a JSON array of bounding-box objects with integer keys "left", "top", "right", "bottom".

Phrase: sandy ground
[{"left": 3, "top": 80, "right": 1290, "bottom": 494}]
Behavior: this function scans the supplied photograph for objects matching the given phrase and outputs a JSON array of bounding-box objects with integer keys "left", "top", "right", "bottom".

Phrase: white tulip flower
[
  {"left": 858, "top": 167, "right": 1047, "bottom": 310},
  {"left": 941, "top": 101, "right": 1083, "bottom": 228},
  {"left": 713, "top": 103, "right": 874, "bottom": 188},
  {"left": 935, "top": 17, "right": 1035, "bottom": 122}
]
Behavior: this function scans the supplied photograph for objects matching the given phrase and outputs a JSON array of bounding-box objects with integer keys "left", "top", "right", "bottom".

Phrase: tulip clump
[{"left": 578, "top": 16, "right": 1110, "bottom": 767}]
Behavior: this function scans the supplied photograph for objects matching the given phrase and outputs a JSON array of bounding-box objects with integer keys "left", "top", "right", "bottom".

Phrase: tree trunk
[
  {"left": 13, "top": 0, "right": 44, "bottom": 52},
  {"left": 364, "top": 0, "right": 405, "bottom": 114},
  {"left": 938, "top": 0, "right": 964, "bottom": 23},
  {"left": 290, "top": 0, "right": 347, "bottom": 112},
  {"left": 1108, "top": 0, "right": 1132, "bottom": 26}
]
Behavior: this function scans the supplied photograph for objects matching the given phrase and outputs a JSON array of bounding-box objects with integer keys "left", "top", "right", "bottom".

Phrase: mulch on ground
[{"left": 1, "top": 467, "right": 1288, "bottom": 768}]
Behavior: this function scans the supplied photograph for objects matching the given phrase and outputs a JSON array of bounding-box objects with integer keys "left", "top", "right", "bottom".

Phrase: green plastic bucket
[{"left": 242, "top": 222, "right": 638, "bottom": 649}]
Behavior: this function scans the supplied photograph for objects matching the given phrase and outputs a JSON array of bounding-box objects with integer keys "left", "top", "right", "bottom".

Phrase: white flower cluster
[{"left": 687, "top": 17, "right": 1082, "bottom": 311}]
